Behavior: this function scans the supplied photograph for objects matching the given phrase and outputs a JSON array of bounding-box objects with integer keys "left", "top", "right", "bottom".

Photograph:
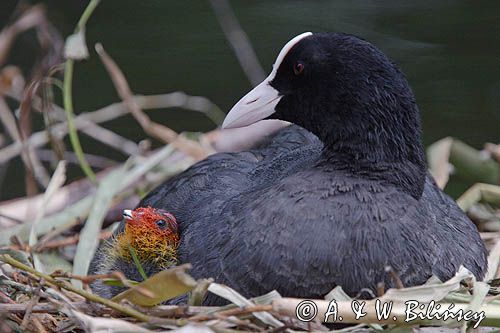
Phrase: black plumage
[{"left": 92, "top": 32, "right": 487, "bottom": 303}]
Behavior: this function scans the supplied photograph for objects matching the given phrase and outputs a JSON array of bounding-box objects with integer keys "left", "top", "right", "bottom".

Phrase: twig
[
  {"left": 0, "top": 97, "right": 19, "bottom": 138},
  {"left": 0, "top": 4, "right": 64, "bottom": 195},
  {"left": 6, "top": 90, "right": 141, "bottom": 157},
  {"left": 8, "top": 302, "right": 215, "bottom": 320},
  {"left": 95, "top": 43, "right": 210, "bottom": 160},
  {"left": 0, "top": 93, "right": 222, "bottom": 164},
  {"left": 212, "top": 312, "right": 264, "bottom": 331},
  {"left": 0, "top": 301, "right": 88, "bottom": 314},
  {"left": 60, "top": 271, "right": 156, "bottom": 298},
  {"left": 0, "top": 212, "right": 24, "bottom": 224},
  {"left": 0, "top": 5, "right": 46, "bottom": 67},
  {"left": 0, "top": 144, "right": 183, "bottom": 229},
  {"left": 19, "top": 78, "right": 52, "bottom": 194},
  {"left": 451, "top": 140, "right": 499, "bottom": 185},
  {"left": 0, "top": 254, "right": 151, "bottom": 322},
  {"left": 481, "top": 232, "right": 500, "bottom": 240},
  {"left": 20, "top": 283, "right": 42, "bottom": 330},
  {"left": 486, "top": 239, "right": 500, "bottom": 281},
  {"left": 191, "top": 304, "right": 274, "bottom": 322},
  {"left": 77, "top": 120, "right": 140, "bottom": 156},
  {"left": 0, "top": 96, "right": 49, "bottom": 191},
  {"left": 485, "top": 143, "right": 500, "bottom": 163},
  {"left": 51, "top": 271, "right": 132, "bottom": 289},
  {"left": 31, "top": 316, "right": 48, "bottom": 333},
  {"left": 458, "top": 183, "right": 500, "bottom": 211},
  {"left": 209, "top": 0, "right": 265, "bottom": 86},
  {"left": 139, "top": 305, "right": 215, "bottom": 318},
  {"left": 36, "top": 148, "right": 117, "bottom": 169},
  {"left": 31, "top": 216, "right": 82, "bottom": 251},
  {"left": 5, "top": 230, "right": 113, "bottom": 252},
  {"left": 0, "top": 290, "right": 16, "bottom": 303}
]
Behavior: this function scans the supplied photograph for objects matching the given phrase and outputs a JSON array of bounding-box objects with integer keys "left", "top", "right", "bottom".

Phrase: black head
[{"left": 223, "top": 32, "right": 427, "bottom": 197}]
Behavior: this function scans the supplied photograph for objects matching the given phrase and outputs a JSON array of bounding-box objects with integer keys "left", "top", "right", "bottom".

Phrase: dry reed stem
[
  {"left": 5, "top": 230, "right": 113, "bottom": 252},
  {"left": 209, "top": 0, "right": 265, "bottom": 86},
  {"left": 485, "top": 143, "right": 500, "bottom": 164},
  {"left": 0, "top": 5, "right": 46, "bottom": 66},
  {"left": 190, "top": 304, "right": 274, "bottom": 322},
  {"left": 95, "top": 43, "right": 210, "bottom": 161},
  {"left": 0, "top": 93, "right": 219, "bottom": 164},
  {"left": 0, "top": 96, "right": 50, "bottom": 193}
]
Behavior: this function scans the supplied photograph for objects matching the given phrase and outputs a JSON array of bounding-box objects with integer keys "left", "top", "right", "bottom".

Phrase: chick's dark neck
[{"left": 306, "top": 86, "right": 427, "bottom": 200}]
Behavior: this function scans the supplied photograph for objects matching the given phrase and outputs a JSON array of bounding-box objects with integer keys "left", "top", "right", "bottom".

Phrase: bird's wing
[
  {"left": 138, "top": 125, "right": 322, "bottom": 230},
  {"left": 207, "top": 171, "right": 421, "bottom": 297},
  {"left": 419, "top": 174, "right": 487, "bottom": 280}
]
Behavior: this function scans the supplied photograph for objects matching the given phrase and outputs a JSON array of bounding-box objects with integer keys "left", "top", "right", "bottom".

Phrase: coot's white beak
[
  {"left": 123, "top": 209, "right": 133, "bottom": 220},
  {"left": 222, "top": 32, "right": 313, "bottom": 129},
  {"left": 222, "top": 80, "right": 281, "bottom": 129}
]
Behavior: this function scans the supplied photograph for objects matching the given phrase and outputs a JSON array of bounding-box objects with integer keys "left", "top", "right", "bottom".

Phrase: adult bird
[{"left": 93, "top": 32, "right": 487, "bottom": 303}]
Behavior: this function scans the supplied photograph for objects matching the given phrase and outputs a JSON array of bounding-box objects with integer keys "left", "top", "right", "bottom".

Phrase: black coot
[{"left": 96, "top": 32, "right": 488, "bottom": 303}]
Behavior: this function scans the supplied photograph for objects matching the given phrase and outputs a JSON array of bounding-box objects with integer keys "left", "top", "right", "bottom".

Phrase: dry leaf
[
  {"left": 64, "top": 31, "right": 89, "bottom": 60},
  {"left": 381, "top": 266, "right": 473, "bottom": 303},
  {"left": 427, "top": 137, "right": 453, "bottom": 189},
  {"left": 111, "top": 264, "right": 196, "bottom": 306}
]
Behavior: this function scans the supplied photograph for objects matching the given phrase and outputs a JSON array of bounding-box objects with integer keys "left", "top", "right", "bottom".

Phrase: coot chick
[
  {"left": 90, "top": 207, "right": 179, "bottom": 298},
  {"left": 93, "top": 32, "right": 487, "bottom": 303}
]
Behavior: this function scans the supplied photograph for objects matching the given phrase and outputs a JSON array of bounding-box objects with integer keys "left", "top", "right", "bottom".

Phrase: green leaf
[
  {"left": 37, "top": 252, "right": 72, "bottom": 273},
  {"left": 0, "top": 249, "right": 32, "bottom": 268},
  {"left": 102, "top": 278, "right": 139, "bottom": 288},
  {"left": 128, "top": 245, "right": 148, "bottom": 281}
]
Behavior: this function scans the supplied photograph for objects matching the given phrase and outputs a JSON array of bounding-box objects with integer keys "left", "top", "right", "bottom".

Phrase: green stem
[
  {"left": 0, "top": 254, "right": 151, "bottom": 322},
  {"left": 128, "top": 245, "right": 148, "bottom": 281},
  {"left": 77, "top": 0, "right": 101, "bottom": 31},
  {"left": 63, "top": 59, "right": 96, "bottom": 183},
  {"left": 62, "top": 0, "right": 102, "bottom": 184},
  {"left": 450, "top": 140, "right": 499, "bottom": 184}
]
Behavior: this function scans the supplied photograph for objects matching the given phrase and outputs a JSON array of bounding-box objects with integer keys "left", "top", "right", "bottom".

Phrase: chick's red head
[{"left": 115, "top": 206, "right": 179, "bottom": 268}]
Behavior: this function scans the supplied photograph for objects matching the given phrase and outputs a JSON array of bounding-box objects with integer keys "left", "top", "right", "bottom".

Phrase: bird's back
[{"left": 140, "top": 125, "right": 486, "bottom": 304}]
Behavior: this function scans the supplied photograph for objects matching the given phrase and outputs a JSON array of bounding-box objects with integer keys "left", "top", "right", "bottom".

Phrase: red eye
[{"left": 293, "top": 62, "right": 304, "bottom": 75}]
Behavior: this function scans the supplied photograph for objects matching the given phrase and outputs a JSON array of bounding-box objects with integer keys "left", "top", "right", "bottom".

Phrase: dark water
[{"left": 1, "top": 0, "right": 499, "bottom": 200}]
